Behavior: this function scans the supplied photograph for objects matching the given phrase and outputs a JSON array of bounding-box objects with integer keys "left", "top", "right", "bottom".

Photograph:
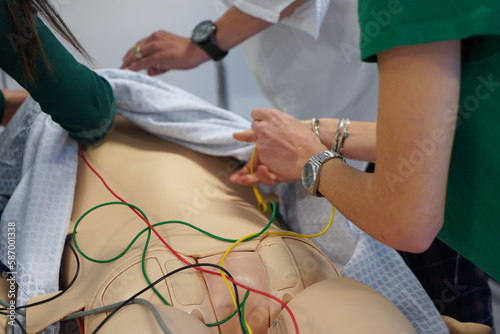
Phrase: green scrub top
[
  {"left": 0, "top": 1, "right": 116, "bottom": 143},
  {"left": 358, "top": 0, "right": 500, "bottom": 281}
]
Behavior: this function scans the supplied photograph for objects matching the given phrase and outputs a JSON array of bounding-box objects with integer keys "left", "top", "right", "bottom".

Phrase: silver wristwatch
[{"left": 301, "top": 150, "right": 345, "bottom": 197}]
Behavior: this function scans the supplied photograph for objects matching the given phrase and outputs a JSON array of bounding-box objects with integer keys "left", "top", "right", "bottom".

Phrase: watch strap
[
  {"left": 311, "top": 150, "right": 343, "bottom": 165},
  {"left": 307, "top": 150, "right": 345, "bottom": 197},
  {"left": 191, "top": 20, "right": 228, "bottom": 61},
  {"left": 197, "top": 41, "right": 228, "bottom": 61}
]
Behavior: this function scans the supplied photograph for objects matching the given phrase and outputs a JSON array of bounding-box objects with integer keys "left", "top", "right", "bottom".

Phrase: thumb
[{"left": 233, "top": 129, "right": 257, "bottom": 142}]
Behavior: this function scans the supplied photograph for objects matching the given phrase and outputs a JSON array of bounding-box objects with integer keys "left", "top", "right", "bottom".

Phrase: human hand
[
  {"left": 233, "top": 109, "right": 327, "bottom": 181},
  {"left": 1, "top": 89, "right": 29, "bottom": 126},
  {"left": 230, "top": 144, "right": 293, "bottom": 186},
  {"left": 441, "top": 315, "right": 493, "bottom": 334},
  {"left": 120, "top": 30, "right": 210, "bottom": 75}
]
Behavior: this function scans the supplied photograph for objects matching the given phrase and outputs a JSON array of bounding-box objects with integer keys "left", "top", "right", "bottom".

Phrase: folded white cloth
[{"left": 0, "top": 69, "right": 447, "bottom": 333}]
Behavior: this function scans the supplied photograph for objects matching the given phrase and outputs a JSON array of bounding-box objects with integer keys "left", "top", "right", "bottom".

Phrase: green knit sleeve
[{"left": 0, "top": 2, "right": 116, "bottom": 143}]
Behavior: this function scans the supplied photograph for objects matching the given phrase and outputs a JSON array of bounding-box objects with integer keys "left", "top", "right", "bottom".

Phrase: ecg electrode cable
[
  {"left": 91, "top": 263, "right": 246, "bottom": 334},
  {"left": 78, "top": 145, "right": 300, "bottom": 333},
  {"left": 0, "top": 144, "right": 301, "bottom": 333},
  {"left": 73, "top": 201, "right": 261, "bottom": 328},
  {"left": 0, "top": 238, "right": 79, "bottom": 334},
  {"left": 0, "top": 312, "right": 27, "bottom": 334},
  {"left": 0, "top": 237, "right": 80, "bottom": 313}
]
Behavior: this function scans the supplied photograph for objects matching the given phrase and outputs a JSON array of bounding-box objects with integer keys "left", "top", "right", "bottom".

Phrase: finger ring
[{"left": 134, "top": 45, "right": 143, "bottom": 60}]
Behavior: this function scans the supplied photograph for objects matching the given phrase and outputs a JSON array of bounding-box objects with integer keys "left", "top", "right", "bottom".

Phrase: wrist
[
  {"left": 332, "top": 118, "right": 351, "bottom": 155},
  {"left": 301, "top": 150, "right": 346, "bottom": 197},
  {"left": 297, "top": 143, "right": 328, "bottom": 179},
  {"left": 187, "top": 40, "right": 211, "bottom": 66},
  {"left": 305, "top": 118, "right": 338, "bottom": 149}
]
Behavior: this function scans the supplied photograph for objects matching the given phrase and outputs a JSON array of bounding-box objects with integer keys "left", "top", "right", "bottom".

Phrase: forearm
[
  {"left": 121, "top": 0, "right": 308, "bottom": 73},
  {"left": 214, "top": 0, "right": 309, "bottom": 50},
  {"left": 315, "top": 41, "right": 461, "bottom": 253},
  {"left": 214, "top": 7, "right": 272, "bottom": 51},
  {"left": 312, "top": 118, "right": 377, "bottom": 163},
  {"left": 300, "top": 119, "right": 423, "bottom": 250},
  {"left": 317, "top": 160, "right": 430, "bottom": 252}
]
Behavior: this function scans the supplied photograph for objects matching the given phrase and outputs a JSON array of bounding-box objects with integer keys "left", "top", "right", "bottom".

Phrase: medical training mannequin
[
  {"left": 18, "top": 115, "right": 419, "bottom": 334},
  {"left": 119, "top": 1, "right": 494, "bottom": 325},
  {"left": 0, "top": 112, "right": 492, "bottom": 333}
]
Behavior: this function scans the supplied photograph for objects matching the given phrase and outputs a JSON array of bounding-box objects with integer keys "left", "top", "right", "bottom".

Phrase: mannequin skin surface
[{"left": 2, "top": 116, "right": 490, "bottom": 334}]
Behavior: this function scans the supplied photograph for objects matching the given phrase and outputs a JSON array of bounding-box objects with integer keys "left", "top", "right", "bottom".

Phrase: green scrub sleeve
[
  {"left": 0, "top": 3, "right": 116, "bottom": 143},
  {"left": 358, "top": 0, "right": 500, "bottom": 62}
]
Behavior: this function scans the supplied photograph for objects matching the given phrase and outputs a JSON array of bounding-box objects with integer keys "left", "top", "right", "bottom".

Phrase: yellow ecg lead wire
[
  {"left": 220, "top": 146, "right": 337, "bottom": 332},
  {"left": 250, "top": 147, "right": 268, "bottom": 213}
]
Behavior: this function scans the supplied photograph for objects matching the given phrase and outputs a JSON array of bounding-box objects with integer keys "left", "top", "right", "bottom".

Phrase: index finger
[{"left": 233, "top": 129, "right": 256, "bottom": 142}]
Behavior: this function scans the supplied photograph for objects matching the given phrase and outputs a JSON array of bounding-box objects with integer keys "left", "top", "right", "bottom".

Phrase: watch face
[
  {"left": 302, "top": 150, "right": 345, "bottom": 197},
  {"left": 191, "top": 21, "right": 215, "bottom": 43},
  {"left": 301, "top": 162, "right": 316, "bottom": 192}
]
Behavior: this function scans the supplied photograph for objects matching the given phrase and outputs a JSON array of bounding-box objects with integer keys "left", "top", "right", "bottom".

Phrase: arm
[
  {"left": 309, "top": 118, "right": 377, "bottom": 163},
  {"left": 0, "top": 16, "right": 116, "bottom": 143},
  {"left": 214, "top": 1, "right": 309, "bottom": 50},
  {"left": 120, "top": 0, "right": 308, "bottom": 74},
  {"left": 234, "top": 40, "right": 461, "bottom": 252},
  {"left": 322, "top": 40, "right": 460, "bottom": 252}
]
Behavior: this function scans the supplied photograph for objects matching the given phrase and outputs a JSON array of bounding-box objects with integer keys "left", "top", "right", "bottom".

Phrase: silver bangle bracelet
[
  {"left": 332, "top": 118, "right": 345, "bottom": 152},
  {"left": 311, "top": 118, "right": 321, "bottom": 140},
  {"left": 337, "top": 119, "right": 351, "bottom": 156}
]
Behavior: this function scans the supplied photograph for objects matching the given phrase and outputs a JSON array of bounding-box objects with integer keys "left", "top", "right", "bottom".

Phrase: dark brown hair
[{"left": 5, "top": 0, "right": 91, "bottom": 83}]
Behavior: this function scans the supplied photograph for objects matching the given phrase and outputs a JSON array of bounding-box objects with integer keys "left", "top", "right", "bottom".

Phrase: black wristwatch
[{"left": 191, "top": 20, "right": 228, "bottom": 61}]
